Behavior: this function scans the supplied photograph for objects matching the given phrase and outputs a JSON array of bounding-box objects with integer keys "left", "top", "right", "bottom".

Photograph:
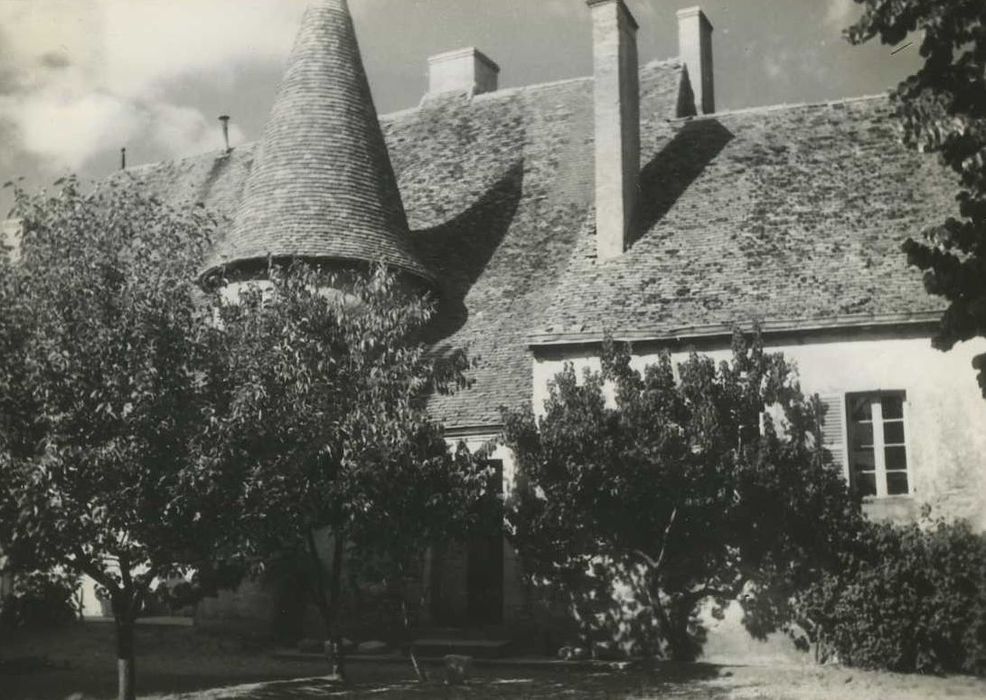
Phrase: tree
[
  {"left": 503, "top": 333, "right": 863, "bottom": 661},
  {"left": 0, "top": 178, "right": 241, "bottom": 700},
  {"left": 846, "top": 1, "right": 986, "bottom": 394},
  {"left": 211, "top": 263, "right": 487, "bottom": 679}
]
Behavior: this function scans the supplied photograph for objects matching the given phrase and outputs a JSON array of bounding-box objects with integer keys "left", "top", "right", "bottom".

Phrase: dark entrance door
[{"left": 466, "top": 459, "right": 503, "bottom": 625}]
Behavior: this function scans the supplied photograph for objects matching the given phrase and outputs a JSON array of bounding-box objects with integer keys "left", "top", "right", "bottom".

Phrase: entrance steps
[{"left": 410, "top": 627, "right": 512, "bottom": 659}]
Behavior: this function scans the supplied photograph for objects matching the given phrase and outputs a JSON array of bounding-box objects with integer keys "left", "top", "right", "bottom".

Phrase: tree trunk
[
  {"left": 650, "top": 587, "right": 696, "bottom": 663},
  {"left": 665, "top": 600, "right": 697, "bottom": 662},
  {"left": 306, "top": 529, "right": 346, "bottom": 679},
  {"left": 114, "top": 615, "right": 136, "bottom": 700},
  {"left": 398, "top": 558, "right": 428, "bottom": 682}
]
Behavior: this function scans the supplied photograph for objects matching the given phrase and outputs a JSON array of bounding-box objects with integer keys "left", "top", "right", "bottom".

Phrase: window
[{"left": 845, "top": 392, "right": 909, "bottom": 497}]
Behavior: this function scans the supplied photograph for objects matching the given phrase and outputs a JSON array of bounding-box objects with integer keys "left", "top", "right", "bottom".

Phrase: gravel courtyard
[{"left": 4, "top": 622, "right": 986, "bottom": 700}]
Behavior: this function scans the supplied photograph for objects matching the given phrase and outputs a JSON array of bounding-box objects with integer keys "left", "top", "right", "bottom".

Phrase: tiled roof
[
  {"left": 203, "top": 0, "right": 432, "bottom": 285},
  {"left": 532, "top": 95, "right": 954, "bottom": 341},
  {"left": 115, "top": 64, "right": 953, "bottom": 431},
  {"left": 117, "top": 60, "right": 687, "bottom": 429},
  {"left": 387, "top": 63, "right": 688, "bottom": 427}
]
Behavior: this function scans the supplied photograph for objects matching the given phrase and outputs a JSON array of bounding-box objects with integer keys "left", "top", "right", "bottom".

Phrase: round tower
[{"left": 203, "top": 0, "right": 433, "bottom": 296}]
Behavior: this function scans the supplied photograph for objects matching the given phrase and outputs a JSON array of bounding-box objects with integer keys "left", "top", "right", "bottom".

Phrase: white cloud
[
  {"left": 0, "top": 0, "right": 302, "bottom": 173},
  {"left": 825, "top": 0, "right": 857, "bottom": 30},
  {"left": 626, "top": 0, "right": 657, "bottom": 24},
  {"left": 764, "top": 54, "right": 786, "bottom": 81},
  {"left": 542, "top": 0, "right": 579, "bottom": 18}
]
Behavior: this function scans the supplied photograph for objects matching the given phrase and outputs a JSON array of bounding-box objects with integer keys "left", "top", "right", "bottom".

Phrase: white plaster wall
[{"left": 532, "top": 334, "right": 986, "bottom": 530}]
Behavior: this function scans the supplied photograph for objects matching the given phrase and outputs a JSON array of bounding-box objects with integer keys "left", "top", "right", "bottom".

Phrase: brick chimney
[
  {"left": 677, "top": 7, "right": 714, "bottom": 115},
  {"left": 588, "top": 0, "right": 639, "bottom": 261},
  {"left": 427, "top": 47, "right": 500, "bottom": 98}
]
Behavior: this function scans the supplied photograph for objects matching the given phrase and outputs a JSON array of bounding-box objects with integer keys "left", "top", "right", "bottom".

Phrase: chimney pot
[
  {"left": 219, "top": 114, "right": 231, "bottom": 152},
  {"left": 426, "top": 47, "right": 499, "bottom": 98},
  {"left": 677, "top": 6, "right": 715, "bottom": 115},
  {"left": 587, "top": 0, "right": 640, "bottom": 261}
]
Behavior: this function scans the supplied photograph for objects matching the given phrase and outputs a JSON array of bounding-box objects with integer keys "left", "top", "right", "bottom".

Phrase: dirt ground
[{"left": 3, "top": 621, "right": 986, "bottom": 700}]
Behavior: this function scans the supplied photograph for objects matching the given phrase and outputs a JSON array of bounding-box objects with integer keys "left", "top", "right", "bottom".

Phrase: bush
[
  {"left": 0, "top": 570, "right": 80, "bottom": 630},
  {"left": 800, "top": 518, "right": 986, "bottom": 675}
]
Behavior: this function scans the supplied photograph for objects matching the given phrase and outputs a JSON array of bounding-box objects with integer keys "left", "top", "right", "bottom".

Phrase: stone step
[
  {"left": 411, "top": 625, "right": 510, "bottom": 641},
  {"left": 411, "top": 638, "right": 512, "bottom": 659}
]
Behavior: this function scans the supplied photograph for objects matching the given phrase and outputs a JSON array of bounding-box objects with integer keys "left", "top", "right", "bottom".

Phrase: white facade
[{"left": 531, "top": 329, "right": 986, "bottom": 529}]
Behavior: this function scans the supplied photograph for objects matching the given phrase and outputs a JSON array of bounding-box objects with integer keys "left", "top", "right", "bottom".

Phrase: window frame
[{"left": 844, "top": 390, "right": 911, "bottom": 499}]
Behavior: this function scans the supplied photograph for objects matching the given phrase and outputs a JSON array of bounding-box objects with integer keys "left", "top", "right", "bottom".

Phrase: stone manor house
[{"left": 52, "top": 0, "right": 986, "bottom": 642}]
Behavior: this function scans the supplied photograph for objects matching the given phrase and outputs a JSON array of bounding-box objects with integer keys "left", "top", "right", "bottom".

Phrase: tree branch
[
  {"left": 72, "top": 546, "right": 118, "bottom": 595},
  {"left": 653, "top": 506, "right": 678, "bottom": 573}
]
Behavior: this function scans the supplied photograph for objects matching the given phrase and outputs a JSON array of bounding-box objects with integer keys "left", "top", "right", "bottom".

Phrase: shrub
[
  {"left": 800, "top": 518, "right": 986, "bottom": 675},
  {"left": 0, "top": 570, "right": 80, "bottom": 630}
]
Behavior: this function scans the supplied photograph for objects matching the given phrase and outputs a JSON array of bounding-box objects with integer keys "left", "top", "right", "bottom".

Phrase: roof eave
[{"left": 528, "top": 311, "right": 944, "bottom": 349}]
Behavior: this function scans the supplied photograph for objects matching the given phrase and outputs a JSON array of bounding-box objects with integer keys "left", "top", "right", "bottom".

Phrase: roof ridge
[
  {"left": 382, "top": 76, "right": 595, "bottom": 122},
  {"left": 674, "top": 91, "right": 893, "bottom": 122},
  {"left": 382, "top": 59, "right": 683, "bottom": 121}
]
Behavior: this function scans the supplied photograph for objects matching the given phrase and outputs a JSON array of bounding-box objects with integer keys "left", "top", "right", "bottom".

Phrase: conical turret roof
[{"left": 206, "top": 0, "right": 433, "bottom": 284}]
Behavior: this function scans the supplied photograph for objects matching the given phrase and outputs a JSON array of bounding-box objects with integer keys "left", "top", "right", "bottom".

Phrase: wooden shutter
[{"left": 817, "top": 392, "right": 848, "bottom": 479}]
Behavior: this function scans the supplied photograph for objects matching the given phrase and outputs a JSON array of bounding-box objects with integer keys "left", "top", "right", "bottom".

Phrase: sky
[{"left": 0, "top": 0, "right": 921, "bottom": 217}]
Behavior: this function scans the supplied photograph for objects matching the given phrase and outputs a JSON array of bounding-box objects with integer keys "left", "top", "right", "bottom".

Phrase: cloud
[
  {"left": 625, "top": 0, "right": 657, "bottom": 24},
  {"left": 763, "top": 53, "right": 786, "bottom": 82},
  {"left": 825, "top": 0, "right": 857, "bottom": 30},
  {"left": 542, "top": 0, "right": 580, "bottom": 17},
  {"left": 0, "top": 0, "right": 302, "bottom": 174}
]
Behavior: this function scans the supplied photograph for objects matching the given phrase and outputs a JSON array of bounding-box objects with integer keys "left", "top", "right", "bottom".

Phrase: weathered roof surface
[
  {"left": 204, "top": 0, "right": 432, "bottom": 285},
  {"left": 117, "top": 59, "right": 687, "bottom": 429},
  {"left": 388, "top": 62, "right": 688, "bottom": 427},
  {"left": 115, "top": 63, "right": 952, "bottom": 431},
  {"left": 533, "top": 95, "right": 954, "bottom": 342}
]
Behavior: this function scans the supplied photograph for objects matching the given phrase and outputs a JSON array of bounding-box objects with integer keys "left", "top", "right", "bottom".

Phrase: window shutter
[{"left": 817, "top": 392, "right": 848, "bottom": 478}]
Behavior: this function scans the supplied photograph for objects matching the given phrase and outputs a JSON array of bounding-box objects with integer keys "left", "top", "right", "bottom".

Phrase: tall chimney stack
[
  {"left": 587, "top": 0, "right": 639, "bottom": 262},
  {"left": 677, "top": 7, "right": 714, "bottom": 115},
  {"left": 219, "top": 114, "right": 231, "bottom": 152}
]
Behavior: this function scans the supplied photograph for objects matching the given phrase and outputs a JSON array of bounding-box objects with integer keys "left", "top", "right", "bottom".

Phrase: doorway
[{"left": 466, "top": 459, "right": 503, "bottom": 626}]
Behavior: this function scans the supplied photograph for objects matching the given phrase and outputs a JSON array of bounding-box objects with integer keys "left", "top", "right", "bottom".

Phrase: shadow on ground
[{"left": 151, "top": 664, "right": 727, "bottom": 700}]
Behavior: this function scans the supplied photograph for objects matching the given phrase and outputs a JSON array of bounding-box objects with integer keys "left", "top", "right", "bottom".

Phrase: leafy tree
[
  {"left": 503, "top": 333, "right": 863, "bottom": 661},
  {"left": 212, "top": 263, "right": 487, "bottom": 679},
  {"left": 847, "top": 1, "right": 986, "bottom": 394},
  {"left": 0, "top": 178, "right": 241, "bottom": 700},
  {"left": 799, "top": 516, "right": 986, "bottom": 675}
]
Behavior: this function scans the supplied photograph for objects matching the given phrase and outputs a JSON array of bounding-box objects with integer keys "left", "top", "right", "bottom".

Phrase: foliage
[
  {"left": 0, "top": 177, "right": 239, "bottom": 699},
  {"left": 799, "top": 517, "right": 986, "bottom": 675},
  {"left": 847, "top": 1, "right": 986, "bottom": 393},
  {"left": 502, "top": 332, "right": 862, "bottom": 660},
  {"left": 211, "top": 263, "right": 487, "bottom": 674},
  {"left": 0, "top": 570, "right": 80, "bottom": 630}
]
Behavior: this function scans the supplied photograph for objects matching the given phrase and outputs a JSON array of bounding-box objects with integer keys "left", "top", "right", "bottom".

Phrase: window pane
[
  {"left": 852, "top": 448, "right": 875, "bottom": 470},
  {"left": 884, "top": 421, "right": 905, "bottom": 444},
  {"left": 849, "top": 397, "right": 872, "bottom": 422},
  {"left": 851, "top": 422, "right": 873, "bottom": 449},
  {"left": 887, "top": 471, "right": 909, "bottom": 496},
  {"left": 882, "top": 396, "right": 904, "bottom": 419},
  {"left": 885, "top": 445, "right": 908, "bottom": 470},
  {"left": 855, "top": 472, "right": 877, "bottom": 497}
]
